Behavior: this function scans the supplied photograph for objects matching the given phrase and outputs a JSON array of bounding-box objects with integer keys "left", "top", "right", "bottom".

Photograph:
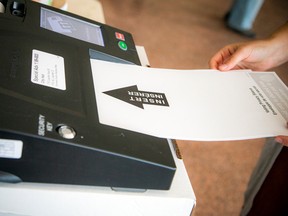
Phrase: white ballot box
[{"left": 0, "top": 140, "right": 196, "bottom": 216}]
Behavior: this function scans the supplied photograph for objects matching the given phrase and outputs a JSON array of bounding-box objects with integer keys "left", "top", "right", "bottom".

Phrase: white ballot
[{"left": 90, "top": 59, "right": 288, "bottom": 141}]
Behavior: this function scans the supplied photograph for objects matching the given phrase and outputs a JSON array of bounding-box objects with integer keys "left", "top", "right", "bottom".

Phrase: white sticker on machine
[
  {"left": 31, "top": 49, "right": 66, "bottom": 90},
  {"left": 0, "top": 139, "right": 23, "bottom": 159}
]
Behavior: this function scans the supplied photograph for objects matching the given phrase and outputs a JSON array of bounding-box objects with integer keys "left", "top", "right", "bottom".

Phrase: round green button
[{"left": 118, "top": 41, "right": 128, "bottom": 51}]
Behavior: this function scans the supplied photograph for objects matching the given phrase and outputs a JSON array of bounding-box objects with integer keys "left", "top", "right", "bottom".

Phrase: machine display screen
[{"left": 40, "top": 8, "right": 104, "bottom": 46}]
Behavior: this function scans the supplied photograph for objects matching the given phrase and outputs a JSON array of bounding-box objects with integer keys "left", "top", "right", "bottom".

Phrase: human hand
[
  {"left": 209, "top": 40, "right": 278, "bottom": 71},
  {"left": 275, "top": 136, "right": 288, "bottom": 147},
  {"left": 275, "top": 123, "right": 288, "bottom": 147}
]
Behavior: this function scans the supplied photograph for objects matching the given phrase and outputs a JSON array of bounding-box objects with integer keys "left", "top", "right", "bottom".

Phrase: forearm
[{"left": 266, "top": 23, "right": 288, "bottom": 68}]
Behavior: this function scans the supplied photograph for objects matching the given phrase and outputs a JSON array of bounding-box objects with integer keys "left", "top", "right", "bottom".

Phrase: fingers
[
  {"left": 209, "top": 44, "right": 241, "bottom": 71},
  {"left": 208, "top": 57, "right": 219, "bottom": 70},
  {"left": 275, "top": 123, "right": 288, "bottom": 146},
  {"left": 209, "top": 46, "right": 230, "bottom": 69},
  {"left": 275, "top": 136, "right": 288, "bottom": 147},
  {"left": 218, "top": 47, "right": 250, "bottom": 71},
  {"left": 209, "top": 50, "right": 230, "bottom": 70}
]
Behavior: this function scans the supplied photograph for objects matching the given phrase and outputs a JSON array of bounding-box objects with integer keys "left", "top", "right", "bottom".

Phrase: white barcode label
[
  {"left": 0, "top": 139, "right": 23, "bottom": 159},
  {"left": 31, "top": 49, "right": 66, "bottom": 90}
]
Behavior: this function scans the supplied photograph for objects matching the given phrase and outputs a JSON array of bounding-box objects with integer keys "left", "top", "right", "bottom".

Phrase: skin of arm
[
  {"left": 209, "top": 23, "right": 288, "bottom": 146},
  {"left": 209, "top": 23, "right": 288, "bottom": 71}
]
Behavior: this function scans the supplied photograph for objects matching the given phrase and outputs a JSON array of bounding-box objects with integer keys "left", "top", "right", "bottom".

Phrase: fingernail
[{"left": 219, "top": 64, "right": 228, "bottom": 70}]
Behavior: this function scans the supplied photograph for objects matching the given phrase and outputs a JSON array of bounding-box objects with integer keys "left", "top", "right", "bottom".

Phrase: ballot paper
[{"left": 90, "top": 59, "right": 288, "bottom": 141}]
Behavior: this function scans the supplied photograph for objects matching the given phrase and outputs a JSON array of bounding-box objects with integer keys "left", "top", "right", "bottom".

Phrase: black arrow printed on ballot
[{"left": 103, "top": 85, "right": 169, "bottom": 109}]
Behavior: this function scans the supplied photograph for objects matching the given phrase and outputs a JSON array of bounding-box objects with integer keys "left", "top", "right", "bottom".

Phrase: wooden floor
[{"left": 82, "top": 0, "right": 288, "bottom": 215}]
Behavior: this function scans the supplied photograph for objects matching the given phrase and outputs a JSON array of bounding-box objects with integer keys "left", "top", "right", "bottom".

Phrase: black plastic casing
[{"left": 0, "top": 0, "right": 176, "bottom": 190}]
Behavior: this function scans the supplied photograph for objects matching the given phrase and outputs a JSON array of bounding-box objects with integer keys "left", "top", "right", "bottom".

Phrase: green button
[{"left": 118, "top": 41, "right": 128, "bottom": 51}]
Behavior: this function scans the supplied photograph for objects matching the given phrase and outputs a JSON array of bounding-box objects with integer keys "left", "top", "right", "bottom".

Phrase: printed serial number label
[
  {"left": 0, "top": 139, "right": 23, "bottom": 159},
  {"left": 31, "top": 49, "right": 66, "bottom": 90}
]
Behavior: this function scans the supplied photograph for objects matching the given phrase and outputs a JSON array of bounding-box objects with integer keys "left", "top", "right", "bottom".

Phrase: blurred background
[
  {"left": 100, "top": 0, "right": 288, "bottom": 215},
  {"left": 68, "top": 0, "right": 288, "bottom": 215}
]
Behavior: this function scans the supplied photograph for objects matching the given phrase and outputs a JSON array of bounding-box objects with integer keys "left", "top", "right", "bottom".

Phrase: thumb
[{"left": 219, "top": 49, "right": 248, "bottom": 71}]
